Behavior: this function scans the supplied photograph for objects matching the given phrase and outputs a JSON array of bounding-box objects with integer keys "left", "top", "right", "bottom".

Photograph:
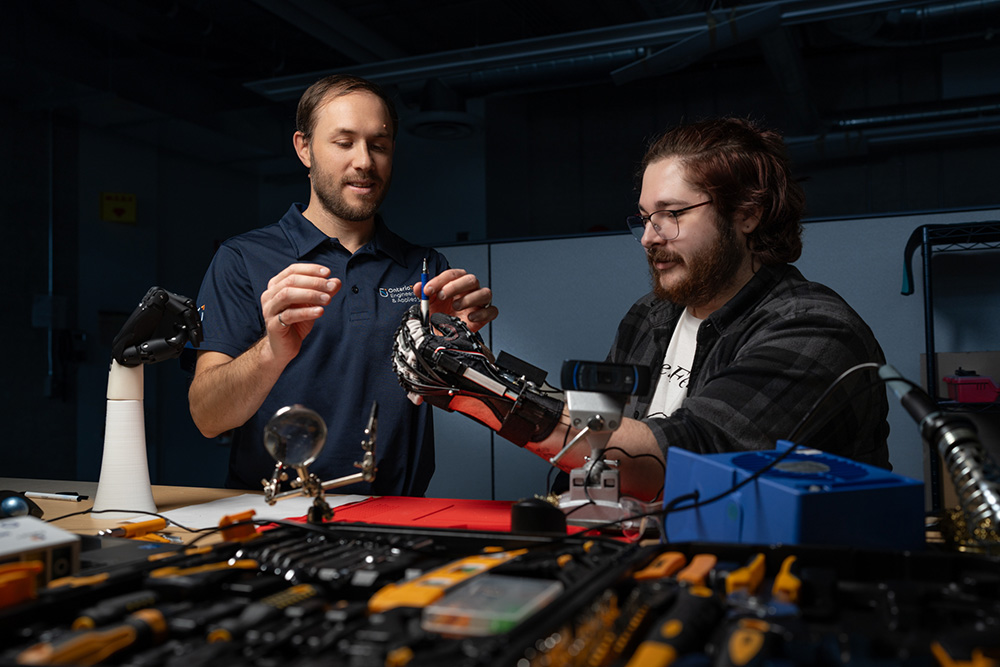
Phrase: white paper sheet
[{"left": 124, "top": 493, "right": 370, "bottom": 530}]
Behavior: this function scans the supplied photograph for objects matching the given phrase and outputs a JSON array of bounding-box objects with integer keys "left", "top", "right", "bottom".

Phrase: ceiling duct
[
  {"left": 611, "top": 4, "right": 783, "bottom": 84},
  {"left": 886, "top": 0, "right": 1000, "bottom": 22},
  {"left": 831, "top": 96, "right": 1000, "bottom": 129},
  {"left": 827, "top": 0, "right": 1000, "bottom": 43},
  {"left": 786, "top": 113, "right": 1000, "bottom": 163},
  {"left": 244, "top": 0, "right": 929, "bottom": 101}
]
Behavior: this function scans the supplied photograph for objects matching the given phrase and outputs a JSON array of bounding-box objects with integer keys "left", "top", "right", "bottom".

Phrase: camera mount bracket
[{"left": 552, "top": 360, "right": 650, "bottom": 528}]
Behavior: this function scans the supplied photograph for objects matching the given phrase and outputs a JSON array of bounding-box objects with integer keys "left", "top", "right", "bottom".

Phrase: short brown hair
[
  {"left": 296, "top": 74, "right": 399, "bottom": 141},
  {"left": 640, "top": 117, "right": 805, "bottom": 265}
]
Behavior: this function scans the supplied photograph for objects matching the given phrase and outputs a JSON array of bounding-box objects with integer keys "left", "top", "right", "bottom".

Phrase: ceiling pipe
[
  {"left": 786, "top": 114, "right": 1000, "bottom": 163},
  {"left": 611, "top": 4, "right": 783, "bottom": 84},
  {"left": 444, "top": 49, "right": 645, "bottom": 97},
  {"left": 245, "top": 0, "right": 926, "bottom": 100},
  {"left": 242, "top": 0, "right": 1000, "bottom": 152},
  {"left": 885, "top": 0, "right": 1000, "bottom": 21},
  {"left": 832, "top": 98, "right": 1000, "bottom": 129}
]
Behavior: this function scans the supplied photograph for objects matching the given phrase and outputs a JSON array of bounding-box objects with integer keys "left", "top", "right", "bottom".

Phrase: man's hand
[
  {"left": 415, "top": 268, "right": 497, "bottom": 332},
  {"left": 261, "top": 263, "right": 341, "bottom": 365},
  {"left": 189, "top": 263, "right": 339, "bottom": 439}
]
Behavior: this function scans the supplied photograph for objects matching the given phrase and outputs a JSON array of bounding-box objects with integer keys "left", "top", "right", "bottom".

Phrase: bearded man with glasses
[{"left": 530, "top": 117, "right": 892, "bottom": 501}]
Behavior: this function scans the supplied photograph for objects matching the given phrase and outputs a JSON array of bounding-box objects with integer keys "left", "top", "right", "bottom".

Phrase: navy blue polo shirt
[{"left": 196, "top": 203, "right": 448, "bottom": 496}]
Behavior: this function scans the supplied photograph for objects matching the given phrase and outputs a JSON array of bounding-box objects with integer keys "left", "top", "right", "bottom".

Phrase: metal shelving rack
[{"left": 902, "top": 220, "right": 1000, "bottom": 510}]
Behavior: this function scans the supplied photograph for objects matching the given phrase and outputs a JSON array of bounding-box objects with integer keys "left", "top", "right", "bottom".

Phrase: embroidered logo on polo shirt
[{"left": 379, "top": 285, "right": 419, "bottom": 304}]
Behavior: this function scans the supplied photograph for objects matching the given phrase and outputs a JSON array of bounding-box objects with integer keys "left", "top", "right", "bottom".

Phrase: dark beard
[
  {"left": 314, "top": 172, "right": 390, "bottom": 222},
  {"left": 647, "top": 217, "right": 746, "bottom": 307}
]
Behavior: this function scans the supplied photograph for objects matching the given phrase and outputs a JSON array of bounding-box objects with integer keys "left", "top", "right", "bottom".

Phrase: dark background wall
[
  {"left": 3, "top": 1, "right": 1000, "bottom": 492},
  {"left": 5, "top": 107, "right": 80, "bottom": 480}
]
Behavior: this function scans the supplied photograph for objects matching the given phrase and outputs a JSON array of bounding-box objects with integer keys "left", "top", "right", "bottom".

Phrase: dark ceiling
[{"left": 5, "top": 0, "right": 1000, "bottom": 176}]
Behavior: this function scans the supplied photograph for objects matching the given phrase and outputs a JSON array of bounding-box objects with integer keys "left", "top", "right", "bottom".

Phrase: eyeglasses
[{"left": 626, "top": 200, "right": 712, "bottom": 242}]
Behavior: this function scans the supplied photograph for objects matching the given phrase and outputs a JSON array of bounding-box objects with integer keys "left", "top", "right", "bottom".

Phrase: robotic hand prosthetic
[
  {"left": 392, "top": 305, "right": 563, "bottom": 447},
  {"left": 111, "top": 287, "right": 202, "bottom": 367},
  {"left": 93, "top": 287, "right": 202, "bottom": 518}
]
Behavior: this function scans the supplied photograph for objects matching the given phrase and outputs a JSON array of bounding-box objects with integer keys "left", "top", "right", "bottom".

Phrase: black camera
[{"left": 561, "top": 360, "right": 650, "bottom": 396}]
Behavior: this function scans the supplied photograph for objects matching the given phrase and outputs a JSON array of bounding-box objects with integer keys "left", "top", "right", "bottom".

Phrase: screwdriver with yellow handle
[
  {"left": 583, "top": 552, "right": 689, "bottom": 666},
  {"left": 713, "top": 555, "right": 801, "bottom": 667},
  {"left": 770, "top": 555, "right": 801, "bottom": 606},
  {"left": 368, "top": 548, "right": 527, "bottom": 613},
  {"left": 15, "top": 607, "right": 167, "bottom": 665},
  {"left": 624, "top": 584, "right": 726, "bottom": 667},
  {"left": 623, "top": 553, "right": 744, "bottom": 667},
  {"left": 725, "top": 553, "right": 766, "bottom": 598},
  {"left": 98, "top": 518, "right": 169, "bottom": 539},
  {"left": 206, "top": 584, "right": 319, "bottom": 643}
]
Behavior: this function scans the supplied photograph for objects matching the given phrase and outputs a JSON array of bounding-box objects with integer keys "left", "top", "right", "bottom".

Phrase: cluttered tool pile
[{"left": 2, "top": 518, "right": 999, "bottom": 666}]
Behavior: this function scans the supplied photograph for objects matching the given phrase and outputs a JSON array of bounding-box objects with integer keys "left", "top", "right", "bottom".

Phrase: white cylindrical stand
[{"left": 92, "top": 360, "right": 157, "bottom": 518}]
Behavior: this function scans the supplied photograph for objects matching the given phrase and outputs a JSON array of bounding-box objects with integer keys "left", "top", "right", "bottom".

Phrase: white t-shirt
[{"left": 646, "top": 307, "right": 702, "bottom": 419}]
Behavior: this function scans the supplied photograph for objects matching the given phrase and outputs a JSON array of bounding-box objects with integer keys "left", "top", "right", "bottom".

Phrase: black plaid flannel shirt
[{"left": 608, "top": 263, "right": 892, "bottom": 469}]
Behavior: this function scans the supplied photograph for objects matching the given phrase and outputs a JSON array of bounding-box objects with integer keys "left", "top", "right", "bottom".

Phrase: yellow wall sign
[{"left": 100, "top": 192, "right": 137, "bottom": 224}]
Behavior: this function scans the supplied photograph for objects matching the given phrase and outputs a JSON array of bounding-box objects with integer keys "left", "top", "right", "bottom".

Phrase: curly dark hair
[
  {"left": 639, "top": 117, "right": 805, "bottom": 265},
  {"left": 295, "top": 74, "right": 399, "bottom": 141}
]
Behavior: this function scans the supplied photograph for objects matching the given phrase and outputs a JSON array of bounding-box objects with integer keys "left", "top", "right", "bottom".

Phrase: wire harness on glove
[{"left": 392, "top": 305, "right": 563, "bottom": 446}]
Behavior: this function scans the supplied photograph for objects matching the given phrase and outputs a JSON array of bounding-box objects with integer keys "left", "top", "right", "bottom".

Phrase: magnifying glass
[{"left": 263, "top": 404, "right": 327, "bottom": 470}]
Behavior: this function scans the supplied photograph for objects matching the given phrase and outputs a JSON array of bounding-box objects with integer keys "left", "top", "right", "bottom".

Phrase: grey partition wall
[
  {"left": 428, "top": 208, "right": 1000, "bottom": 505},
  {"left": 426, "top": 235, "right": 648, "bottom": 501}
]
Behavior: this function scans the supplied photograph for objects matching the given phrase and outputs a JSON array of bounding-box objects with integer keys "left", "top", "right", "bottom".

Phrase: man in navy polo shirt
[{"left": 188, "top": 74, "right": 496, "bottom": 495}]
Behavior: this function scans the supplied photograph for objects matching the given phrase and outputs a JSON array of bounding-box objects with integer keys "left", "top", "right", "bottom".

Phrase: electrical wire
[
  {"left": 653, "top": 361, "right": 890, "bottom": 540},
  {"left": 46, "top": 364, "right": 894, "bottom": 549},
  {"left": 785, "top": 361, "right": 883, "bottom": 444},
  {"left": 561, "top": 446, "right": 666, "bottom": 523},
  {"left": 45, "top": 507, "right": 235, "bottom": 544},
  {"left": 604, "top": 446, "right": 666, "bottom": 501},
  {"left": 537, "top": 361, "right": 892, "bottom": 542}
]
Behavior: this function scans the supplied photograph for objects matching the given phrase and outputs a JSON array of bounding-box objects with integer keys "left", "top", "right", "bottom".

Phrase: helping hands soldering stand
[
  {"left": 550, "top": 361, "right": 651, "bottom": 528},
  {"left": 261, "top": 402, "right": 377, "bottom": 524}
]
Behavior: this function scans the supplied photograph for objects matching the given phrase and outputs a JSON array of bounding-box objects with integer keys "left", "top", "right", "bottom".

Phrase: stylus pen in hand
[{"left": 421, "top": 256, "right": 430, "bottom": 324}]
